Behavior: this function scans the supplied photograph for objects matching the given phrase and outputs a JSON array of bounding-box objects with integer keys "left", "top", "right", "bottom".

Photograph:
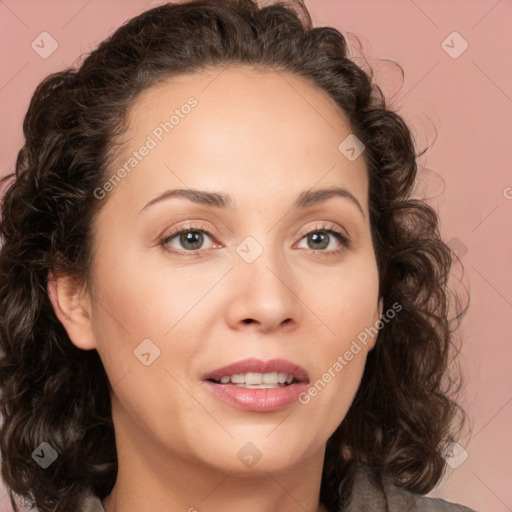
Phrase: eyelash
[{"left": 159, "top": 222, "right": 351, "bottom": 257}]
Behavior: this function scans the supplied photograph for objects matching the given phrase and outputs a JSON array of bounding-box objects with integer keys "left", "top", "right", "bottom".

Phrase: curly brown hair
[{"left": 0, "top": 1, "right": 468, "bottom": 511}]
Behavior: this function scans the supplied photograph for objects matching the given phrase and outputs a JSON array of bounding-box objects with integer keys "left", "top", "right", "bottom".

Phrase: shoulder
[
  {"left": 383, "top": 479, "right": 478, "bottom": 512},
  {"left": 344, "top": 462, "right": 480, "bottom": 512}
]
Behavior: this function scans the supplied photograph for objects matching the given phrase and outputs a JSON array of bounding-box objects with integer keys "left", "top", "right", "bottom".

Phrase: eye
[
  {"left": 160, "top": 223, "right": 216, "bottom": 256},
  {"left": 296, "top": 223, "right": 351, "bottom": 255},
  {"left": 159, "top": 221, "right": 351, "bottom": 257}
]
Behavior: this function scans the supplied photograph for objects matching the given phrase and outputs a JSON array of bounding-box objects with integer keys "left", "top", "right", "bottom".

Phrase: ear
[
  {"left": 47, "top": 271, "right": 97, "bottom": 350},
  {"left": 367, "top": 297, "right": 384, "bottom": 351}
]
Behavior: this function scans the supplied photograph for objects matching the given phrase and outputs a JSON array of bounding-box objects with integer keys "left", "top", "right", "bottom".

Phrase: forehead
[
  {"left": 104, "top": 66, "right": 369, "bottom": 215},
  {"left": 126, "top": 65, "right": 354, "bottom": 142}
]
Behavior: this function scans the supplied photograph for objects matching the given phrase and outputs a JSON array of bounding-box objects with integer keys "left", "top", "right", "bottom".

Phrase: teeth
[
  {"left": 232, "top": 383, "right": 282, "bottom": 389},
  {"left": 216, "top": 372, "right": 295, "bottom": 385},
  {"left": 262, "top": 371, "right": 279, "bottom": 384},
  {"left": 246, "top": 372, "right": 262, "bottom": 385}
]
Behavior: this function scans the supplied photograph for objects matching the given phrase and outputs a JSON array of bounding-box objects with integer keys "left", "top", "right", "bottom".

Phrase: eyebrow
[{"left": 139, "top": 185, "right": 364, "bottom": 217}]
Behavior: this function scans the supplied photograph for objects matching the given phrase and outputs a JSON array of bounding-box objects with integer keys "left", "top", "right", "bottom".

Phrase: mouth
[
  {"left": 202, "top": 358, "right": 310, "bottom": 412},
  {"left": 208, "top": 372, "right": 300, "bottom": 388},
  {"left": 202, "top": 357, "right": 309, "bottom": 387}
]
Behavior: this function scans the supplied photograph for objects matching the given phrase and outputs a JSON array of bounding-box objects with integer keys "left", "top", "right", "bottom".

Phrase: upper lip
[{"left": 203, "top": 358, "right": 309, "bottom": 383}]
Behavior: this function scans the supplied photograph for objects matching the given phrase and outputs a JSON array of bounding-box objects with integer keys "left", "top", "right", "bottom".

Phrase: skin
[{"left": 48, "top": 66, "right": 383, "bottom": 512}]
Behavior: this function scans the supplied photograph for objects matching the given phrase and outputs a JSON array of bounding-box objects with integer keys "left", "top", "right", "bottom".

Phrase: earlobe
[{"left": 47, "top": 271, "right": 97, "bottom": 350}]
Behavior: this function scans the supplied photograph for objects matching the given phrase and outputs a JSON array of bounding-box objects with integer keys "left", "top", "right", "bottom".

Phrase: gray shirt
[{"left": 77, "top": 463, "right": 479, "bottom": 512}]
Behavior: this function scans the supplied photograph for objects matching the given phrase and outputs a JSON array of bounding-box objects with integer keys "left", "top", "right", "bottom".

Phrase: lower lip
[{"left": 203, "top": 381, "right": 310, "bottom": 412}]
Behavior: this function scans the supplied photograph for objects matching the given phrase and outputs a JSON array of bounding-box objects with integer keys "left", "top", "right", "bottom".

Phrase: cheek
[
  {"left": 101, "top": 357, "right": 206, "bottom": 466},
  {"left": 89, "top": 274, "right": 198, "bottom": 443},
  {"left": 310, "top": 254, "right": 380, "bottom": 341},
  {"left": 294, "top": 341, "right": 368, "bottom": 450},
  {"left": 89, "top": 241, "right": 179, "bottom": 339},
  {"left": 92, "top": 241, "right": 222, "bottom": 336},
  {"left": 299, "top": 255, "right": 379, "bottom": 424},
  {"left": 88, "top": 244, "right": 210, "bottom": 397}
]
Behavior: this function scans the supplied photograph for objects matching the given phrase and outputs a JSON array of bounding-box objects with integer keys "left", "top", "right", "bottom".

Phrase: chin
[{"left": 192, "top": 431, "right": 319, "bottom": 476}]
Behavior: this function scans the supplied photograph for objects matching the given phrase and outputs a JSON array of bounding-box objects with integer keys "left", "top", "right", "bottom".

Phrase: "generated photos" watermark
[{"left": 298, "top": 301, "right": 402, "bottom": 405}]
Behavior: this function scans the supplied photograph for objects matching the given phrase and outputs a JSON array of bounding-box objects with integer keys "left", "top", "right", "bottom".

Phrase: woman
[{"left": 0, "top": 1, "right": 476, "bottom": 511}]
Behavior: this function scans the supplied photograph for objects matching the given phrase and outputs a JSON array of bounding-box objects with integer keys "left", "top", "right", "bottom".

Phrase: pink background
[{"left": 1, "top": 0, "right": 511, "bottom": 511}]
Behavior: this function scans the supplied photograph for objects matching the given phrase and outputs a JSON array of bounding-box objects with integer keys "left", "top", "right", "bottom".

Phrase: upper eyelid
[{"left": 163, "top": 221, "right": 347, "bottom": 237}]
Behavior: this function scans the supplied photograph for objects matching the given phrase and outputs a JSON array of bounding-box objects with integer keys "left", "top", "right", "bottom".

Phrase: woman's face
[{"left": 70, "top": 67, "right": 382, "bottom": 475}]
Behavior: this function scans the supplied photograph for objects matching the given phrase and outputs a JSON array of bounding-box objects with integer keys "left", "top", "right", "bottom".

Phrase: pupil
[
  {"left": 310, "top": 232, "right": 328, "bottom": 250},
  {"left": 182, "top": 231, "right": 202, "bottom": 250}
]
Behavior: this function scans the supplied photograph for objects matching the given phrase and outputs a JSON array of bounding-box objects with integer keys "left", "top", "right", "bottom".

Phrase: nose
[{"left": 224, "top": 243, "right": 302, "bottom": 334}]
